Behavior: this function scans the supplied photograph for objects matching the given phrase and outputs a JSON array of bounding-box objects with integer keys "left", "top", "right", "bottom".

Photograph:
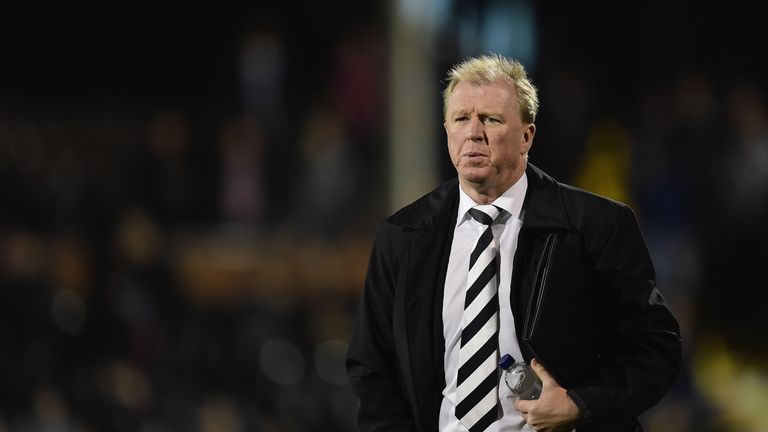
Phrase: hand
[{"left": 514, "top": 358, "right": 581, "bottom": 432}]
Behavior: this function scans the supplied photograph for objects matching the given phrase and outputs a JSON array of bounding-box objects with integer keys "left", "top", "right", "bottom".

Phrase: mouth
[
  {"left": 463, "top": 152, "right": 488, "bottom": 158},
  {"left": 461, "top": 152, "right": 489, "bottom": 167}
]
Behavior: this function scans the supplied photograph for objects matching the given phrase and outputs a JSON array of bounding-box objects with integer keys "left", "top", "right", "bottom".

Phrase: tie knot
[{"left": 468, "top": 205, "right": 502, "bottom": 225}]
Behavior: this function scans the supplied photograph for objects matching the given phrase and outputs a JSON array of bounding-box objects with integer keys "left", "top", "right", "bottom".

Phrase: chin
[
  {"left": 458, "top": 162, "right": 495, "bottom": 181},
  {"left": 459, "top": 172, "right": 489, "bottom": 185}
]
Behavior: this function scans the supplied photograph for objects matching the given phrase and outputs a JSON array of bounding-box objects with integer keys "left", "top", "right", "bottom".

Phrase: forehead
[{"left": 447, "top": 79, "right": 518, "bottom": 112}]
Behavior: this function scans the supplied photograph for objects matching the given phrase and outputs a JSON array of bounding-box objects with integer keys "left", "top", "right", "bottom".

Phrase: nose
[{"left": 467, "top": 116, "right": 484, "bottom": 142}]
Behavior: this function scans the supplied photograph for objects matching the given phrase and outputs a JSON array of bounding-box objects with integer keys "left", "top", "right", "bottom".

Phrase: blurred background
[{"left": 1, "top": 0, "right": 767, "bottom": 431}]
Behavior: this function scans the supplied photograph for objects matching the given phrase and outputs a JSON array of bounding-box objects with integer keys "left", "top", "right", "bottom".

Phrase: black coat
[{"left": 346, "top": 163, "right": 682, "bottom": 431}]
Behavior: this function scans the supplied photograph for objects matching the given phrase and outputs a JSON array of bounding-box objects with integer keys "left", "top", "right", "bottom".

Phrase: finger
[
  {"left": 530, "top": 358, "right": 554, "bottom": 385},
  {"left": 514, "top": 398, "right": 531, "bottom": 413}
]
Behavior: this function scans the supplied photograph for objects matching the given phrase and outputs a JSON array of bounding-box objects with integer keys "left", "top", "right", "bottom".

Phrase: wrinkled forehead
[{"left": 446, "top": 80, "right": 518, "bottom": 111}]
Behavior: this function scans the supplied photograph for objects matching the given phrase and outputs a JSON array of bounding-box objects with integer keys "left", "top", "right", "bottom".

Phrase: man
[{"left": 346, "top": 54, "right": 681, "bottom": 432}]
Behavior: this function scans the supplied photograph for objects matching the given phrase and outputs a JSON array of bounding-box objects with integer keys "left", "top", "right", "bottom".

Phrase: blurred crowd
[
  {"left": 0, "top": 15, "right": 386, "bottom": 430},
  {"left": 2, "top": 1, "right": 768, "bottom": 431}
]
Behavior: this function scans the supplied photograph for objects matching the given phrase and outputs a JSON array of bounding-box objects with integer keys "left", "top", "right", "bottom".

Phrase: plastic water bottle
[{"left": 499, "top": 353, "right": 542, "bottom": 400}]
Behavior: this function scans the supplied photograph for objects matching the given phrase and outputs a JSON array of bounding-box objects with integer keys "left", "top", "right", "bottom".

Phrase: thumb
[{"left": 530, "top": 358, "right": 554, "bottom": 385}]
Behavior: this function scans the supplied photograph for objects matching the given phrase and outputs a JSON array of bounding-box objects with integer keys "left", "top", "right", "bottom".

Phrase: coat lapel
[
  {"left": 511, "top": 163, "right": 573, "bottom": 361},
  {"left": 395, "top": 182, "right": 458, "bottom": 430}
]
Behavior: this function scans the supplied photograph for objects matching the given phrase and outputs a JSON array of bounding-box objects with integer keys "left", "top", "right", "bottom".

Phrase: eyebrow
[
  {"left": 449, "top": 109, "right": 505, "bottom": 118},
  {"left": 448, "top": 108, "right": 471, "bottom": 116}
]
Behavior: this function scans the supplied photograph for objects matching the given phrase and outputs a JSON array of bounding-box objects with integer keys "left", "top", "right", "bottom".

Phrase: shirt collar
[{"left": 457, "top": 172, "right": 528, "bottom": 226}]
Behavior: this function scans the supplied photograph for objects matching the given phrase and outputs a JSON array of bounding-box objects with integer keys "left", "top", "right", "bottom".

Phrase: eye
[
  {"left": 482, "top": 116, "right": 500, "bottom": 124},
  {"left": 454, "top": 115, "right": 468, "bottom": 123}
]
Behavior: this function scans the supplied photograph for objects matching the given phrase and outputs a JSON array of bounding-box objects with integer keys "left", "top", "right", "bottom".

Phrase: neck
[
  {"left": 460, "top": 183, "right": 501, "bottom": 204},
  {"left": 460, "top": 164, "right": 526, "bottom": 204}
]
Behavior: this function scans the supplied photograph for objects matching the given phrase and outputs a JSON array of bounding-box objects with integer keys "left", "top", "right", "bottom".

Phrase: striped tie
[{"left": 456, "top": 204, "right": 503, "bottom": 432}]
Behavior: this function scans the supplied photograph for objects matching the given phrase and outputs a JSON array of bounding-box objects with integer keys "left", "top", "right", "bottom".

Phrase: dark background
[{"left": 1, "top": 1, "right": 767, "bottom": 431}]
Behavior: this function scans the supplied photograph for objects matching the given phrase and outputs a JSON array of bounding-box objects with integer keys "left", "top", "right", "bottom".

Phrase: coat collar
[
  {"left": 386, "top": 163, "right": 572, "bottom": 232},
  {"left": 521, "top": 163, "right": 572, "bottom": 230}
]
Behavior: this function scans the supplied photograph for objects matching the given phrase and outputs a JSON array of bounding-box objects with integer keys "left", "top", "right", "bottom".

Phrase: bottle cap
[{"left": 498, "top": 353, "right": 516, "bottom": 369}]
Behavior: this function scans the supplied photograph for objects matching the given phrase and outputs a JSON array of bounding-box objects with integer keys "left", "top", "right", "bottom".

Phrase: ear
[{"left": 521, "top": 123, "right": 536, "bottom": 155}]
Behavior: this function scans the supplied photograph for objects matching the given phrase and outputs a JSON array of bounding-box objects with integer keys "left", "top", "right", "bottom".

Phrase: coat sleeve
[
  {"left": 567, "top": 203, "right": 682, "bottom": 424},
  {"left": 346, "top": 223, "right": 417, "bottom": 431}
]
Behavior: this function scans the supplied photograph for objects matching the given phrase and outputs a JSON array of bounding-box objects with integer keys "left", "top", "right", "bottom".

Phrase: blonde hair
[{"left": 442, "top": 54, "right": 539, "bottom": 124}]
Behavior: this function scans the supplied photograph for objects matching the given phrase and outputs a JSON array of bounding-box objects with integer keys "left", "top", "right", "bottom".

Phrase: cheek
[
  {"left": 447, "top": 136, "right": 462, "bottom": 156},
  {"left": 489, "top": 141, "right": 517, "bottom": 163}
]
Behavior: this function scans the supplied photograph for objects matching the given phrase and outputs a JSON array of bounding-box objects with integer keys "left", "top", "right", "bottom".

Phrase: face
[{"left": 444, "top": 79, "right": 535, "bottom": 196}]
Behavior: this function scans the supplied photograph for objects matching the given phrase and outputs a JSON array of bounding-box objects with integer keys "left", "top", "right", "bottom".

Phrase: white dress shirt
[{"left": 439, "top": 173, "right": 533, "bottom": 432}]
